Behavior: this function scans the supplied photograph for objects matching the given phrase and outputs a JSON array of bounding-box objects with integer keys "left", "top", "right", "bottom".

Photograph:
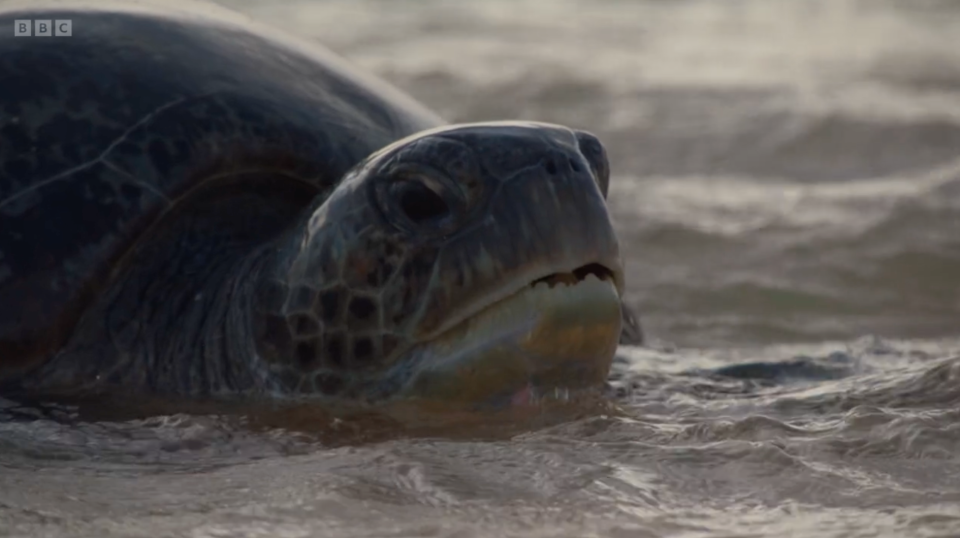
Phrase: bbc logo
[{"left": 14, "top": 19, "right": 73, "bottom": 37}]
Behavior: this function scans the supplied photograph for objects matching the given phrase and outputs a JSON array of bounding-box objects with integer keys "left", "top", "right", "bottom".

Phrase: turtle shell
[{"left": 0, "top": 1, "right": 442, "bottom": 377}]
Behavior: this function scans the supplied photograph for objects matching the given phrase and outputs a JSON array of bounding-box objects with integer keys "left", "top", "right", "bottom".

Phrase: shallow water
[{"left": 4, "top": 0, "right": 960, "bottom": 536}]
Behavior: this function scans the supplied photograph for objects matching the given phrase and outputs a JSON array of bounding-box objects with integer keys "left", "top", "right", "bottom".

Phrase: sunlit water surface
[{"left": 3, "top": 0, "right": 960, "bottom": 536}]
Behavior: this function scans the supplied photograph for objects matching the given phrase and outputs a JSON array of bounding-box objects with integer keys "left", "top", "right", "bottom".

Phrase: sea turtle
[{"left": 0, "top": 1, "right": 642, "bottom": 406}]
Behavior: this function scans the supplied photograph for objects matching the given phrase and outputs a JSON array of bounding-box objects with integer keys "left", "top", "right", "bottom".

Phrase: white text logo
[{"left": 14, "top": 20, "right": 73, "bottom": 37}]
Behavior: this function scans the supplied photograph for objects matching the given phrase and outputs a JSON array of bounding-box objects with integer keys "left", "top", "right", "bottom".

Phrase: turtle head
[{"left": 257, "top": 121, "right": 624, "bottom": 406}]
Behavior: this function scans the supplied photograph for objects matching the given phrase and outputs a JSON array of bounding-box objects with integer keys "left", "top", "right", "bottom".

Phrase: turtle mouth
[
  {"left": 528, "top": 263, "right": 617, "bottom": 290},
  {"left": 398, "top": 261, "right": 623, "bottom": 405},
  {"left": 415, "top": 260, "right": 624, "bottom": 345}
]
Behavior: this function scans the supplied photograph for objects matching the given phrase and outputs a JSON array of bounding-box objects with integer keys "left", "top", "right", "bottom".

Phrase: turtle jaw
[
  {"left": 413, "top": 255, "right": 625, "bottom": 344},
  {"left": 394, "top": 261, "right": 623, "bottom": 406}
]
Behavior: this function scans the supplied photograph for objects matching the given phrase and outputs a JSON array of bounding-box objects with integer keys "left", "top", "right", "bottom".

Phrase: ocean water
[{"left": 3, "top": 0, "right": 960, "bottom": 536}]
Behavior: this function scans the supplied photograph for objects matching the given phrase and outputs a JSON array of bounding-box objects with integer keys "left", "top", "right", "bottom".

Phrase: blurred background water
[
  {"left": 239, "top": 0, "right": 960, "bottom": 347},
  {"left": 3, "top": 0, "right": 960, "bottom": 536}
]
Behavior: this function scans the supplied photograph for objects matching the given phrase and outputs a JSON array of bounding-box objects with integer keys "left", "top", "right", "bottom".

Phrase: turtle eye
[
  {"left": 374, "top": 165, "right": 465, "bottom": 235},
  {"left": 395, "top": 178, "right": 449, "bottom": 224}
]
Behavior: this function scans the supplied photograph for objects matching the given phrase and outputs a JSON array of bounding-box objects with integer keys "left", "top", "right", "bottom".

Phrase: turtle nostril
[
  {"left": 544, "top": 160, "right": 558, "bottom": 175},
  {"left": 568, "top": 157, "right": 582, "bottom": 173},
  {"left": 397, "top": 180, "right": 449, "bottom": 224}
]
